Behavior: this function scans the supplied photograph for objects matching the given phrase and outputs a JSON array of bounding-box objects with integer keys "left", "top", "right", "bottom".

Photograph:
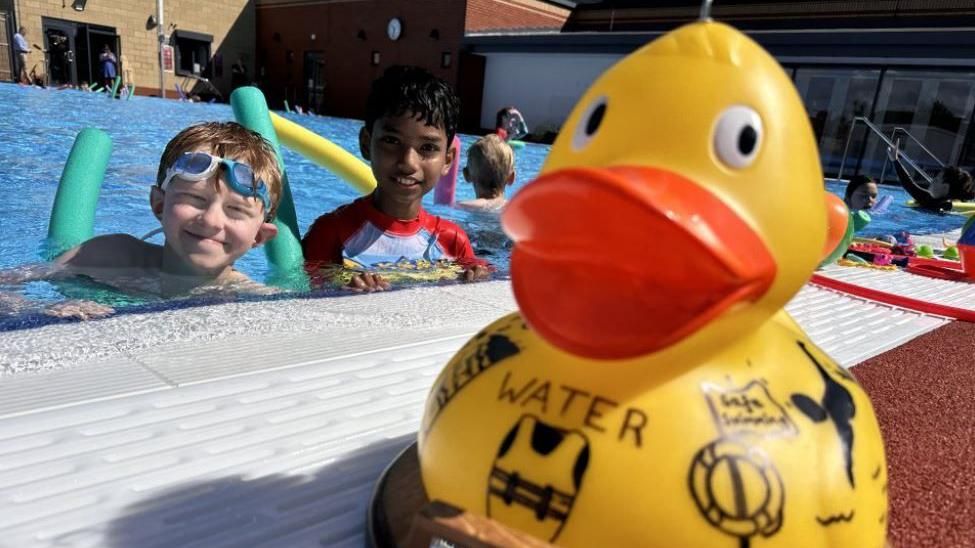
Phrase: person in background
[
  {"left": 231, "top": 56, "right": 248, "bottom": 90},
  {"left": 843, "top": 174, "right": 878, "bottom": 211},
  {"left": 99, "top": 45, "right": 118, "bottom": 90},
  {"left": 889, "top": 142, "right": 975, "bottom": 212},
  {"left": 458, "top": 134, "right": 515, "bottom": 212},
  {"left": 13, "top": 27, "right": 30, "bottom": 84}
]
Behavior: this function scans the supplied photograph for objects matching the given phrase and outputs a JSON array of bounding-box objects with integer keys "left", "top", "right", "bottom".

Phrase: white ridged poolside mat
[
  {"left": 818, "top": 262, "right": 975, "bottom": 312},
  {"left": 0, "top": 280, "right": 950, "bottom": 547}
]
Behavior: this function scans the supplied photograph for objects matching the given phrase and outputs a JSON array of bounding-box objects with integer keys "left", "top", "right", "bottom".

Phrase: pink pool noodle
[{"left": 434, "top": 135, "right": 461, "bottom": 206}]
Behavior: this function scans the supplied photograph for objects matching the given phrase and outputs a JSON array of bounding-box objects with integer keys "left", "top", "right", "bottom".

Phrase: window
[
  {"left": 794, "top": 68, "right": 881, "bottom": 177},
  {"left": 172, "top": 30, "right": 212, "bottom": 77}
]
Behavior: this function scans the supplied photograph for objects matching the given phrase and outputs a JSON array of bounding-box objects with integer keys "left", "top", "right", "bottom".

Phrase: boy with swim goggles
[
  {"left": 47, "top": 121, "right": 283, "bottom": 303},
  {"left": 161, "top": 151, "right": 272, "bottom": 220}
]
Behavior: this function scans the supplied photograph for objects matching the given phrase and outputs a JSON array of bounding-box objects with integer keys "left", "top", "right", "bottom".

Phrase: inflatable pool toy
[
  {"left": 508, "top": 139, "right": 526, "bottom": 150},
  {"left": 231, "top": 87, "right": 305, "bottom": 283},
  {"left": 433, "top": 135, "right": 460, "bottom": 205},
  {"left": 370, "top": 19, "right": 887, "bottom": 548},
  {"left": 820, "top": 205, "right": 857, "bottom": 267},
  {"left": 902, "top": 218, "right": 975, "bottom": 282},
  {"left": 906, "top": 198, "right": 975, "bottom": 216},
  {"left": 45, "top": 128, "right": 112, "bottom": 260},
  {"left": 269, "top": 112, "right": 376, "bottom": 194}
]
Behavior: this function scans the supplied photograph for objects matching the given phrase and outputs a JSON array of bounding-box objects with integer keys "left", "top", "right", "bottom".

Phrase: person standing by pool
[
  {"left": 231, "top": 56, "right": 248, "bottom": 90},
  {"left": 99, "top": 45, "right": 118, "bottom": 90},
  {"left": 302, "top": 65, "right": 491, "bottom": 291},
  {"left": 13, "top": 27, "right": 30, "bottom": 84}
]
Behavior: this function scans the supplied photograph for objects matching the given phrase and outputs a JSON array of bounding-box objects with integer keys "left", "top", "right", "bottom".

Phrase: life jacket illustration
[{"left": 487, "top": 415, "right": 590, "bottom": 542}]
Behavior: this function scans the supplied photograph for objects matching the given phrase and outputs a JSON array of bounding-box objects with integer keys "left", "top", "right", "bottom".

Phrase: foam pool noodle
[
  {"left": 433, "top": 135, "right": 461, "bottom": 205},
  {"left": 45, "top": 128, "right": 112, "bottom": 260},
  {"left": 851, "top": 209, "right": 871, "bottom": 233},
  {"left": 269, "top": 113, "right": 376, "bottom": 195},
  {"left": 231, "top": 86, "right": 309, "bottom": 290},
  {"left": 870, "top": 194, "right": 892, "bottom": 215},
  {"left": 109, "top": 76, "right": 122, "bottom": 99}
]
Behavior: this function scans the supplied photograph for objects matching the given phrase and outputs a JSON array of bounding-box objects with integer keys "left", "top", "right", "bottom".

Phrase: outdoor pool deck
[{"left": 0, "top": 269, "right": 969, "bottom": 547}]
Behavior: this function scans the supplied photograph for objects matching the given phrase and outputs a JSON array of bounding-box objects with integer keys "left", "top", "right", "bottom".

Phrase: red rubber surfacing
[{"left": 852, "top": 321, "right": 975, "bottom": 548}]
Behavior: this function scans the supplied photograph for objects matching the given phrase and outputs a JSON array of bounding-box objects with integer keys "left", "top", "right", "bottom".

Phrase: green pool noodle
[
  {"left": 109, "top": 76, "right": 122, "bottom": 99},
  {"left": 283, "top": 100, "right": 291, "bottom": 113},
  {"left": 89, "top": 84, "right": 102, "bottom": 93},
  {"left": 45, "top": 128, "right": 112, "bottom": 260},
  {"left": 125, "top": 84, "right": 135, "bottom": 101},
  {"left": 231, "top": 86, "right": 306, "bottom": 287},
  {"left": 851, "top": 210, "right": 871, "bottom": 233},
  {"left": 820, "top": 210, "right": 856, "bottom": 268}
]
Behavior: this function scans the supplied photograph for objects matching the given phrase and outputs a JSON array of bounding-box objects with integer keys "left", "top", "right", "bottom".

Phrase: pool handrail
[
  {"left": 878, "top": 126, "right": 945, "bottom": 184},
  {"left": 837, "top": 116, "right": 934, "bottom": 185}
]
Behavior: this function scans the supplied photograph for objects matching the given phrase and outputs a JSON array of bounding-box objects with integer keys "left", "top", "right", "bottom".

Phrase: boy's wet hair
[
  {"left": 156, "top": 122, "right": 283, "bottom": 220},
  {"left": 844, "top": 174, "right": 875, "bottom": 203},
  {"left": 365, "top": 65, "right": 460, "bottom": 143},
  {"left": 467, "top": 134, "right": 514, "bottom": 193}
]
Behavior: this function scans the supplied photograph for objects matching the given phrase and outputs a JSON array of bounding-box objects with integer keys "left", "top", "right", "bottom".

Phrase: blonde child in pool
[
  {"left": 1, "top": 122, "right": 283, "bottom": 319},
  {"left": 457, "top": 134, "right": 515, "bottom": 212}
]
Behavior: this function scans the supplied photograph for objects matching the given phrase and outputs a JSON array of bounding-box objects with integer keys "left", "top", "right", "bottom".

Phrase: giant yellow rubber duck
[{"left": 417, "top": 19, "right": 886, "bottom": 548}]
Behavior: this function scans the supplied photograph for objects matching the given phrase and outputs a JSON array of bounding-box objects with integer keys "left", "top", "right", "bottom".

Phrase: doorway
[
  {"left": 303, "top": 51, "right": 325, "bottom": 114},
  {"left": 41, "top": 17, "right": 118, "bottom": 87}
]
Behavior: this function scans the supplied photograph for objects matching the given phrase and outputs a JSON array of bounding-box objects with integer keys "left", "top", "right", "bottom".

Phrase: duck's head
[{"left": 502, "top": 21, "right": 847, "bottom": 361}]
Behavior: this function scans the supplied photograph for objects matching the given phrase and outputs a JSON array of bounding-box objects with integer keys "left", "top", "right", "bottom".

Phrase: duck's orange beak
[{"left": 502, "top": 166, "right": 776, "bottom": 360}]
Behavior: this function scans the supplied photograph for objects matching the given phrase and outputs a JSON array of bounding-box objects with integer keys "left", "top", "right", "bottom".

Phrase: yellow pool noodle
[{"left": 269, "top": 112, "right": 376, "bottom": 195}]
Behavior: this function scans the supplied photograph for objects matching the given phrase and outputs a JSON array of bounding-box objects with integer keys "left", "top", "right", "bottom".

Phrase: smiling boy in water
[
  {"left": 52, "top": 122, "right": 282, "bottom": 299},
  {"left": 302, "top": 65, "right": 490, "bottom": 291}
]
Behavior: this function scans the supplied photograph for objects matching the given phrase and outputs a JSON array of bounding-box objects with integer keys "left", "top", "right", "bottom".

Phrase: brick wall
[
  {"left": 256, "top": 0, "right": 465, "bottom": 119},
  {"left": 13, "top": 0, "right": 254, "bottom": 97}
]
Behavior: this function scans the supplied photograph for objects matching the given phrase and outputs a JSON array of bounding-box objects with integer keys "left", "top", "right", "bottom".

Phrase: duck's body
[
  {"left": 420, "top": 311, "right": 886, "bottom": 547},
  {"left": 417, "top": 18, "right": 886, "bottom": 547}
]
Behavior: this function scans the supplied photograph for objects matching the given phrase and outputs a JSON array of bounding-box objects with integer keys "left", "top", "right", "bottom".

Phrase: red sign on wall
[{"left": 161, "top": 45, "right": 174, "bottom": 72}]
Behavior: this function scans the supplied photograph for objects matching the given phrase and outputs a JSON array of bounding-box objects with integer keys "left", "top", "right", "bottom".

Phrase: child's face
[
  {"left": 848, "top": 182, "right": 878, "bottom": 211},
  {"left": 360, "top": 112, "right": 454, "bottom": 217},
  {"left": 151, "top": 150, "right": 277, "bottom": 276}
]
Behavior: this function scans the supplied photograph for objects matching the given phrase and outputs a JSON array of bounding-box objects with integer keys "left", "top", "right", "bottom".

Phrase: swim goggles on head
[{"left": 161, "top": 151, "right": 271, "bottom": 216}]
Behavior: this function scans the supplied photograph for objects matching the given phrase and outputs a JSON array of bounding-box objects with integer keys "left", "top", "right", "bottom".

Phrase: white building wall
[{"left": 479, "top": 52, "right": 623, "bottom": 135}]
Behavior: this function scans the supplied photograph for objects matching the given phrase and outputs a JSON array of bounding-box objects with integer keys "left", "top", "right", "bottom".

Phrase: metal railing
[
  {"left": 878, "top": 126, "right": 945, "bottom": 183},
  {"left": 837, "top": 116, "right": 935, "bottom": 185}
]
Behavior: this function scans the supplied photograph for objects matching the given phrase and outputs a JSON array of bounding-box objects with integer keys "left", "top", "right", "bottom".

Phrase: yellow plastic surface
[
  {"left": 270, "top": 112, "right": 376, "bottom": 194},
  {"left": 417, "top": 20, "right": 887, "bottom": 547}
]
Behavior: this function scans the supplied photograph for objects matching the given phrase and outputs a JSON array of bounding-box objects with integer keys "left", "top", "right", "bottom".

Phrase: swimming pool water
[
  {"left": 0, "top": 83, "right": 967, "bottom": 317},
  {"left": 0, "top": 83, "right": 548, "bottom": 307}
]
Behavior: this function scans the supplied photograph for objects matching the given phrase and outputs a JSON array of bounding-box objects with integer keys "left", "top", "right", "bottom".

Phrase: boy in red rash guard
[{"left": 302, "top": 66, "right": 490, "bottom": 291}]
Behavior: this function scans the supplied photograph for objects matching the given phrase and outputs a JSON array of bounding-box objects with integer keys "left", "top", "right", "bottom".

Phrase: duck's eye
[
  {"left": 713, "top": 106, "right": 763, "bottom": 169},
  {"left": 572, "top": 96, "right": 607, "bottom": 151}
]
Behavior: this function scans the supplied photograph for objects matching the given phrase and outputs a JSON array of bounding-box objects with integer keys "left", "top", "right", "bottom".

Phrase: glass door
[
  {"left": 303, "top": 51, "right": 325, "bottom": 114},
  {"left": 794, "top": 68, "right": 881, "bottom": 178}
]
